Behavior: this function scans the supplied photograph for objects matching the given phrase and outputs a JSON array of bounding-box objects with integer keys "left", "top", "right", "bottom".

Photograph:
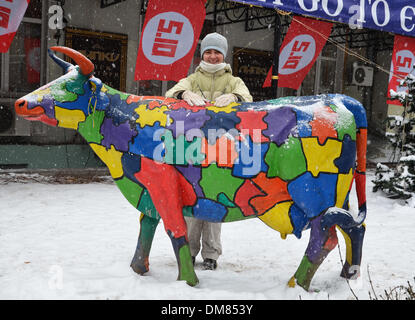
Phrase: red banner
[
  {"left": 135, "top": 0, "right": 206, "bottom": 82},
  {"left": 277, "top": 16, "right": 333, "bottom": 90},
  {"left": 0, "top": 0, "right": 30, "bottom": 53},
  {"left": 387, "top": 35, "right": 415, "bottom": 106}
]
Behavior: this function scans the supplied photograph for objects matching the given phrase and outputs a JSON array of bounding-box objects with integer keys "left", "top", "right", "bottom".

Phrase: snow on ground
[{"left": 0, "top": 170, "right": 414, "bottom": 300}]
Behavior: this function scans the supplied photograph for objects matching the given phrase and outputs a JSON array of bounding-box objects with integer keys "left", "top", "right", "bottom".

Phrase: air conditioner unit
[
  {"left": 352, "top": 65, "right": 374, "bottom": 87},
  {"left": 0, "top": 102, "right": 31, "bottom": 136}
]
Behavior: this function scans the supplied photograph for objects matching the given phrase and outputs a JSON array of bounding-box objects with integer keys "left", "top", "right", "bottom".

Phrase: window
[
  {"left": 0, "top": 0, "right": 44, "bottom": 139},
  {"left": 1, "top": 0, "right": 43, "bottom": 95},
  {"left": 8, "top": 22, "right": 41, "bottom": 93},
  {"left": 300, "top": 43, "right": 338, "bottom": 96},
  {"left": 279, "top": 43, "right": 341, "bottom": 97}
]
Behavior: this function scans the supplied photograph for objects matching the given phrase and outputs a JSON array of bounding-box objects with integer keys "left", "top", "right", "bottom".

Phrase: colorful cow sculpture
[{"left": 15, "top": 47, "right": 368, "bottom": 291}]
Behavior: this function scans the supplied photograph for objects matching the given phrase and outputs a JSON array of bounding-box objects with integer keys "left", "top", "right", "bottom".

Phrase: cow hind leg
[
  {"left": 131, "top": 213, "right": 160, "bottom": 275},
  {"left": 289, "top": 215, "right": 338, "bottom": 291},
  {"left": 167, "top": 231, "right": 199, "bottom": 287},
  {"left": 134, "top": 158, "right": 198, "bottom": 286},
  {"left": 337, "top": 224, "right": 365, "bottom": 279},
  {"left": 130, "top": 210, "right": 199, "bottom": 287}
]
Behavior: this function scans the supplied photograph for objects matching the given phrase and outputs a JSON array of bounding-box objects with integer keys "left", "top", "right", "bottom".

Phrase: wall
[
  {"left": 372, "top": 50, "right": 392, "bottom": 134},
  {"left": 59, "top": 0, "right": 141, "bottom": 94},
  {"left": 0, "top": 144, "right": 104, "bottom": 169},
  {"left": 222, "top": 18, "right": 275, "bottom": 64}
]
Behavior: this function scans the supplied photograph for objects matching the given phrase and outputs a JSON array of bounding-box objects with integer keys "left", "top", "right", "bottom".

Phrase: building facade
[{"left": 0, "top": 0, "right": 397, "bottom": 169}]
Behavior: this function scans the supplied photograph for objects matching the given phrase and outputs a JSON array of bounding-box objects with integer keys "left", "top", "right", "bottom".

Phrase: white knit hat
[{"left": 200, "top": 32, "right": 228, "bottom": 58}]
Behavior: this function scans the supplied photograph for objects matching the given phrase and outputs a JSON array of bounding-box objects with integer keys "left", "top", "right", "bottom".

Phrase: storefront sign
[
  {"left": 65, "top": 28, "right": 128, "bottom": 91},
  {"left": 231, "top": 0, "right": 415, "bottom": 38},
  {"left": 135, "top": 0, "right": 206, "bottom": 81},
  {"left": 0, "top": 0, "right": 30, "bottom": 52}
]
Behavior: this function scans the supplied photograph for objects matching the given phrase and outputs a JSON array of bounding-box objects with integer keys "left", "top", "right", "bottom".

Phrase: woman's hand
[
  {"left": 182, "top": 91, "right": 206, "bottom": 106},
  {"left": 214, "top": 93, "right": 238, "bottom": 107}
]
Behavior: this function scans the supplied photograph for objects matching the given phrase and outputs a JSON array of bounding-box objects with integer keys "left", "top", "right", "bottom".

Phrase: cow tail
[{"left": 354, "top": 127, "right": 367, "bottom": 217}]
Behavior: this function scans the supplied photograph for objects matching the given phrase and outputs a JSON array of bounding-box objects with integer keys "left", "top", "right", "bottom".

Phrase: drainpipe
[{"left": 272, "top": 12, "right": 281, "bottom": 99}]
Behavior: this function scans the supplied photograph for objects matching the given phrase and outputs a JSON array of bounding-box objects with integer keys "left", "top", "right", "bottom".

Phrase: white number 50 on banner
[
  {"left": 279, "top": 35, "right": 316, "bottom": 75},
  {"left": 141, "top": 12, "right": 194, "bottom": 66}
]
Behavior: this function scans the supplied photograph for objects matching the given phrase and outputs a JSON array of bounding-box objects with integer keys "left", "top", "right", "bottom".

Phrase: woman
[{"left": 165, "top": 32, "right": 253, "bottom": 270}]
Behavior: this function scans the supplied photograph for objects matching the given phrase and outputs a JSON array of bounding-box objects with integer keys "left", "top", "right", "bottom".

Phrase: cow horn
[
  {"left": 50, "top": 46, "right": 94, "bottom": 76},
  {"left": 48, "top": 48, "right": 73, "bottom": 73}
]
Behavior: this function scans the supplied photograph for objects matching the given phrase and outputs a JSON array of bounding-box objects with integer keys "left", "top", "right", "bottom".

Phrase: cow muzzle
[
  {"left": 14, "top": 98, "right": 58, "bottom": 126},
  {"left": 15, "top": 98, "right": 27, "bottom": 111},
  {"left": 15, "top": 98, "right": 42, "bottom": 117}
]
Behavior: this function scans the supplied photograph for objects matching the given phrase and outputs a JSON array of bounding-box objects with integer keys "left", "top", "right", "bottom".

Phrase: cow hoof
[
  {"left": 130, "top": 257, "right": 149, "bottom": 275},
  {"left": 340, "top": 264, "right": 361, "bottom": 280},
  {"left": 179, "top": 273, "right": 199, "bottom": 287},
  {"left": 287, "top": 276, "right": 312, "bottom": 292},
  {"left": 288, "top": 276, "right": 297, "bottom": 288},
  {"left": 130, "top": 263, "right": 149, "bottom": 275},
  {"left": 184, "top": 277, "right": 199, "bottom": 287}
]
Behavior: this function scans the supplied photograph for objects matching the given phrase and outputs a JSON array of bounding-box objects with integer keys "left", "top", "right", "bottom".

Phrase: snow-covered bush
[{"left": 373, "top": 67, "right": 415, "bottom": 205}]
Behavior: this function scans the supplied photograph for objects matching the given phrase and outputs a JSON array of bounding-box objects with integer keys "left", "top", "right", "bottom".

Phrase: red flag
[
  {"left": 278, "top": 16, "right": 332, "bottom": 90},
  {"left": 24, "top": 37, "right": 40, "bottom": 83},
  {"left": 387, "top": 35, "right": 415, "bottom": 106},
  {"left": 0, "top": 0, "right": 30, "bottom": 53},
  {"left": 135, "top": 0, "right": 206, "bottom": 82}
]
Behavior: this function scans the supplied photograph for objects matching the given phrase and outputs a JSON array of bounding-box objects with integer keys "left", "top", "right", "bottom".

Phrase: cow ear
[{"left": 88, "top": 78, "right": 103, "bottom": 95}]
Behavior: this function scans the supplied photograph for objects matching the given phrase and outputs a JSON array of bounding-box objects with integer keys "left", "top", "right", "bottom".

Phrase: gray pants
[{"left": 185, "top": 216, "right": 222, "bottom": 261}]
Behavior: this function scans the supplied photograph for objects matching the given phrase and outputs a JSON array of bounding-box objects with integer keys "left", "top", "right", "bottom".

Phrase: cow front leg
[
  {"left": 337, "top": 224, "right": 365, "bottom": 279},
  {"left": 289, "top": 216, "right": 338, "bottom": 291},
  {"left": 131, "top": 213, "right": 160, "bottom": 275}
]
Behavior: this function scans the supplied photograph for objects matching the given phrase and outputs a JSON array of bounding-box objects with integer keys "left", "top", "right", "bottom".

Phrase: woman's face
[{"left": 202, "top": 49, "right": 224, "bottom": 64}]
